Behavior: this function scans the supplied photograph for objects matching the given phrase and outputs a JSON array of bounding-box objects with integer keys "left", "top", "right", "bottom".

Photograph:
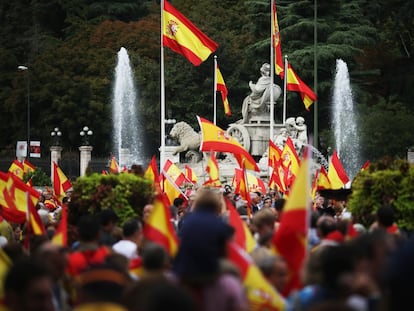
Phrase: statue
[
  {"left": 294, "top": 116, "right": 308, "bottom": 149},
  {"left": 169, "top": 121, "right": 202, "bottom": 163},
  {"left": 273, "top": 127, "right": 289, "bottom": 149},
  {"left": 240, "top": 63, "right": 282, "bottom": 124}
]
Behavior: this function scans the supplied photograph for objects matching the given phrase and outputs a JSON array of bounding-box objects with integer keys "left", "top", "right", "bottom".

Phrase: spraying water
[
  {"left": 112, "top": 47, "right": 144, "bottom": 167},
  {"left": 332, "top": 59, "right": 360, "bottom": 181}
]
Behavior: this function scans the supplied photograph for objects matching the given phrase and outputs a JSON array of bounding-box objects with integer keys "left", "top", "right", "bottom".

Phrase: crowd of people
[{"left": 0, "top": 183, "right": 413, "bottom": 311}]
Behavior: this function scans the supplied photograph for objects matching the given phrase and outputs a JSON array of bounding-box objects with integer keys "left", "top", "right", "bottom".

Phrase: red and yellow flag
[
  {"left": 272, "top": 1, "right": 284, "bottom": 77},
  {"left": 269, "top": 139, "right": 282, "bottom": 168},
  {"left": 281, "top": 137, "right": 300, "bottom": 185},
  {"left": 327, "top": 151, "right": 349, "bottom": 189},
  {"left": 27, "top": 192, "right": 46, "bottom": 236},
  {"left": 317, "top": 166, "right": 331, "bottom": 190},
  {"left": 162, "top": 159, "right": 187, "bottom": 187},
  {"left": 8, "top": 160, "right": 24, "bottom": 179},
  {"left": 226, "top": 200, "right": 256, "bottom": 253},
  {"left": 52, "top": 204, "right": 68, "bottom": 247},
  {"left": 268, "top": 167, "right": 287, "bottom": 194},
  {"left": 286, "top": 64, "right": 317, "bottom": 110},
  {"left": 162, "top": 0, "right": 218, "bottom": 66},
  {"left": 361, "top": 160, "right": 370, "bottom": 172},
  {"left": 273, "top": 157, "right": 310, "bottom": 297},
  {"left": 160, "top": 172, "right": 187, "bottom": 207},
  {"left": 184, "top": 164, "right": 198, "bottom": 184},
  {"left": 23, "top": 159, "right": 36, "bottom": 174},
  {"left": 204, "top": 152, "right": 222, "bottom": 187},
  {"left": 197, "top": 116, "right": 259, "bottom": 172},
  {"left": 227, "top": 242, "right": 286, "bottom": 311},
  {"left": 144, "top": 155, "right": 160, "bottom": 184},
  {"left": 109, "top": 156, "right": 120, "bottom": 174},
  {"left": 216, "top": 64, "right": 231, "bottom": 116},
  {"left": 143, "top": 193, "right": 179, "bottom": 257},
  {"left": 53, "top": 162, "right": 72, "bottom": 201}
]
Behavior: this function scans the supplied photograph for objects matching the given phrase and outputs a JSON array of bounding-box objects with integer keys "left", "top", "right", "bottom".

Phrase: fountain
[
  {"left": 332, "top": 59, "right": 361, "bottom": 181},
  {"left": 112, "top": 47, "right": 145, "bottom": 167}
]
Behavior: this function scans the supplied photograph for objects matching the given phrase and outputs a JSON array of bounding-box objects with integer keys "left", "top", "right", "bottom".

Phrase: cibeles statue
[
  {"left": 275, "top": 116, "right": 308, "bottom": 152},
  {"left": 239, "top": 63, "right": 282, "bottom": 124}
]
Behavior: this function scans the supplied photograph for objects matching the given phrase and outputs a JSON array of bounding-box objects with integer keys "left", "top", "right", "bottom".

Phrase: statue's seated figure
[{"left": 240, "top": 63, "right": 282, "bottom": 124}]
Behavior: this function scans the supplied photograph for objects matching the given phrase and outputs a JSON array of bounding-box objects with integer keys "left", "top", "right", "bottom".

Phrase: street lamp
[
  {"left": 17, "top": 65, "right": 30, "bottom": 150},
  {"left": 80, "top": 126, "right": 93, "bottom": 146},
  {"left": 50, "top": 127, "right": 62, "bottom": 146}
]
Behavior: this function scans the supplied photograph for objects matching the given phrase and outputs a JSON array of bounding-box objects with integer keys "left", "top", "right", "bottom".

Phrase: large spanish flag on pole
[
  {"left": 272, "top": 0, "right": 284, "bottom": 78},
  {"left": 197, "top": 116, "right": 259, "bottom": 171},
  {"left": 327, "top": 150, "right": 349, "bottom": 189},
  {"left": 216, "top": 63, "right": 231, "bottom": 116},
  {"left": 286, "top": 63, "right": 317, "bottom": 110},
  {"left": 272, "top": 156, "right": 311, "bottom": 297},
  {"left": 162, "top": 0, "right": 218, "bottom": 66}
]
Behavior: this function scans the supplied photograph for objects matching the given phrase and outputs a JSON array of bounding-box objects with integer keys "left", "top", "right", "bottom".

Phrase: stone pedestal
[
  {"left": 79, "top": 145, "right": 93, "bottom": 177},
  {"left": 50, "top": 146, "right": 63, "bottom": 182},
  {"left": 159, "top": 146, "right": 180, "bottom": 166}
]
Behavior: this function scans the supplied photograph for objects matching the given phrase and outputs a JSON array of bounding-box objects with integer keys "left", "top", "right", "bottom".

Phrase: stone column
[
  {"left": 79, "top": 145, "right": 93, "bottom": 177},
  {"left": 50, "top": 146, "right": 63, "bottom": 183}
]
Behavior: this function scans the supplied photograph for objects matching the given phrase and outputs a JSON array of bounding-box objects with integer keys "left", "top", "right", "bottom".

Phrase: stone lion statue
[{"left": 169, "top": 121, "right": 201, "bottom": 156}]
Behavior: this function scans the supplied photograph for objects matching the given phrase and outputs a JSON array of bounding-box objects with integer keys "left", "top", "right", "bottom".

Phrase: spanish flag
[
  {"left": 52, "top": 204, "right": 68, "bottom": 247},
  {"left": 8, "top": 160, "right": 24, "bottom": 179},
  {"left": 216, "top": 64, "right": 231, "bottom": 116},
  {"left": 228, "top": 242, "right": 286, "bottom": 311},
  {"left": 273, "top": 157, "right": 311, "bottom": 296},
  {"left": 281, "top": 137, "right": 300, "bottom": 184},
  {"left": 197, "top": 116, "right": 259, "bottom": 172},
  {"left": 272, "top": 1, "right": 284, "bottom": 77},
  {"left": 143, "top": 193, "right": 179, "bottom": 257},
  {"left": 144, "top": 155, "right": 160, "bottom": 185},
  {"left": 109, "top": 156, "right": 120, "bottom": 174},
  {"left": 23, "top": 159, "right": 36, "bottom": 174},
  {"left": 53, "top": 162, "right": 72, "bottom": 201},
  {"left": 268, "top": 139, "right": 282, "bottom": 168},
  {"left": 286, "top": 64, "right": 317, "bottom": 110},
  {"left": 317, "top": 166, "right": 331, "bottom": 190},
  {"left": 184, "top": 164, "right": 198, "bottom": 184},
  {"left": 203, "top": 152, "right": 221, "bottom": 187},
  {"left": 327, "top": 151, "right": 349, "bottom": 189},
  {"left": 162, "top": 0, "right": 218, "bottom": 66},
  {"left": 162, "top": 159, "right": 187, "bottom": 187}
]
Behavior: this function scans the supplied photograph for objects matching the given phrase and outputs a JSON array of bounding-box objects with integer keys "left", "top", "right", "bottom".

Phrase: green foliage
[
  {"left": 68, "top": 172, "right": 154, "bottom": 225},
  {"left": 23, "top": 168, "right": 52, "bottom": 187},
  {"left": 348, "top": 158, "right": 414, "bottom": 231}
]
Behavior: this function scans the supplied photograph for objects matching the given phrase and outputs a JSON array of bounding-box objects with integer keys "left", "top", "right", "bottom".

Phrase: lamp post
[
  {"left": 50, "top": 127, "right": 63, "bottom": 183},
  {"left": 17, "top": 65, "right": 30, "bottom": 153},
  {"left": 79, "top": 126, "right": 93, "bottom": 176}
]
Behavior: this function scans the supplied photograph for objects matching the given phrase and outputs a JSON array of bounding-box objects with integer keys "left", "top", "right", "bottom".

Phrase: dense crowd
[{"left": 0, "top": 184, "right": 412, "bottom": 311}]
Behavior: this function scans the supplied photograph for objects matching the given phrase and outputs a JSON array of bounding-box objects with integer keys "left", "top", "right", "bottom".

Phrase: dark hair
[
  {"left": 273, "top": 198, "right": 286, "bottom": 212},
  {"left": 173, "top": 197, "right": 185, "bottom": 207},
  {"left": 317, "top": 216, "right": 337, "bottom": 237},
  {"left": 142, "top": 243, "right": 169, "bottom": 271},
  {"left": 99, "top": 209, "right": 119, "bottom": 226},
  {"left": 122, "top": 219, "right": 141, "bottom": 238},
  {"left": 377, "top": 205, "right": 395, "bottom": 227},
  {"left": 4, "top": 258, "right": 50, "bottom": 295},
  {"left": 78, "top": 215, "right": 101, "bottom": 242}
]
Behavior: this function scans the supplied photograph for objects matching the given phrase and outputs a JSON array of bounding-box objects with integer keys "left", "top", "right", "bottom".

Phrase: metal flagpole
[
  {"left": 269, "top": 0, "right": 275, "bottom": 143},
  {"left": 160, "top": 0, "right": 166, "bottom": 171},
  {"left": 313, "top": 0, "right": 319, "bottom": 149},
  {"left": 213, "top": 55, "right": 217, "bottom": 125},
  {"left": 282, "top": 55, "right": 288, "bottom": 124}
]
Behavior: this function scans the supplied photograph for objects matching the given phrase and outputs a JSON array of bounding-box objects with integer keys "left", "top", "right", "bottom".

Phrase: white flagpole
[
  {"left": 213, "top": 55, "right": 217, "bottom": 125},
  {"left": 283, "top": 55, "right": 288, "bottom": 124},
  {"left": 160, "top": 0, "right": 166, "bottom": 171},
  {"left": 270, "top": 0, "right": 275, "bottom": 143}
]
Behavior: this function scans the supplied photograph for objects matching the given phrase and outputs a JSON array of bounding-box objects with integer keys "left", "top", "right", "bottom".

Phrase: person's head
[
  {"left": 193, "top": 187, "right": 223, "bottom": 215},
  {"left": 256, "top": 255, "right": 289, "bottom": 293},
  {"left": 99, "top": 209, "right": 119, "bottom": 231},
  {"left": 315, "top": 194, "right": 325, "bottom": 208},
  {"left": 262, "top": 196, "right": 272, "bottom": 209},
  {"left": 296, "top": 116, "right": 305, "bottom": 125},
  {"left": 252, "top": 208, "right": 276, "bottom": 242},
  {"left": 173, "top": 197, "right": 185, "bottom": 208},
  {"left": 78, "top": 214, "right": 101, "bottom": 243},
  {"left": 142, "top": 243, "right": 170, "bottom": 273},
  {"left": 35, "top": 242, "right": 68, "bottom": 281},
  {"left": 143, "top": 204, "right": 154, "bottom": 223},
  {"left": 316, "top": 215, "right": 337, "bottom": 239},
  {"left": 376, "top": 205, "right": 395, "bottom": 228},
  {"left": 122, "top": 218, "right": 143, "bottom": 243},
  {"left": 4, "top": 259, "right": 54, "bottom": 311},
  {"left": 250, "top": 192, "right": 262, "bottom": 205}
]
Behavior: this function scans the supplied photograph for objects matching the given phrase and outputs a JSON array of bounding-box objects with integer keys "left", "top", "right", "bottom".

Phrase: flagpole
[
  {"left": 313, "top": 0, "right": 318, "bottom": 149},
  {"left": 213, "top": 55, "right": 217, "bottom": 125},
  {"left": 282, "top": 55, "right": 288, "bottom": 124},
  {"left": 269, "top": 0, "right": 275, "bottom": 143},
  {"left": 160, "top": 0, "right": 166, "bottom": 171}
]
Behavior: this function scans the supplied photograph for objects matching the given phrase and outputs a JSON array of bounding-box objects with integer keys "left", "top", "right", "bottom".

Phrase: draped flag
[
  {"left": 143, "top": 193, "right": 179, "bottom": 257},
  {"left": 268, "top": 139, "right": 282, "bottom": 168},
  {"left": 327, "top": 151, "right": 349, "bottom": 189},
  {"left": 144, "top": 156, "right": 160, "bottom": 185},
  {"left": 8, "top": 160, "right": 24, "bottom": 179},
  {"left": 197, "top": 116, "right": 259, "bottom": 171},
  {"left": 109, "top": 156, "right": 120, "bottom": 174},
  {"left": 268, "top": 167, "right": 287, "bottom": 194},
  {"left": 162, "top": 159, "right": 187, "bottom": 187},
  {"left": 216, "top": 64, "right": 231, "bottom": 116},
  {"left": 53, "top": 162, "right": 72, "bottom": 202},
  {"left": 27, "top": 192, "right": 46, "bottom": 236},
  {"left": 162, "top": 0, "right": 218, "bottom": 66},
  {"left": 272, "top": 1, "right": 284, "bottom": 77},
  {"left": 236, "top": 162, "right": 252, "bottom": 218},
  {"left": 273, "top": 156, "right": 311, "bottom": 297},
  {"left": 228, "top": 242, "right": 286, "bottom": 311},
  {"left": 286, "top": 64, "right": 317, "bottom": 110},
  {"left": 52, "top": 204, "right": 68, "bottom": 247},
  {"left": 226, "top": 199, "right": 256, "bottom": 253},
  {"left": 184, "top": 164, "right": 198, "bottom": 184},
  {"left": 204, "top": 152, "right": 222, "bottom": 187},
  {"left": 23, "top": 159, "right": 36, "bottom": 174}
]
